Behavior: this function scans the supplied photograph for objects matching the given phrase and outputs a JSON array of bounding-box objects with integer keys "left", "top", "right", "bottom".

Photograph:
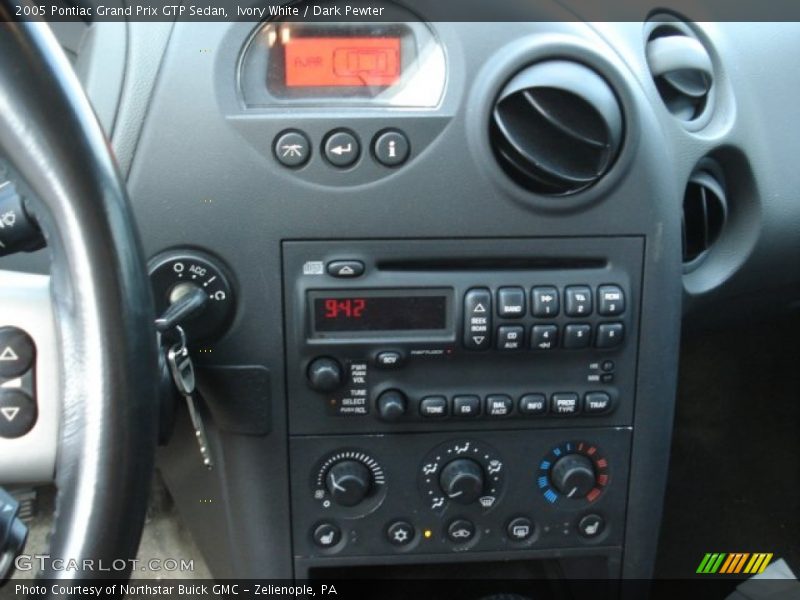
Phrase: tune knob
[
  {"left": 377, "top": 389, "right": 407, "bottom": 421},
  {"left": 325, "top": 460, "right": 373, "bottom": 507},
  {"left": 550, "top": 454, "right": 597, "bottom": 499},
  {"left": 307, "top": 357, "right": 344, "bottom": 393},
  {"left": 439, "top": 459, "right": 485, "bottom": 505}
]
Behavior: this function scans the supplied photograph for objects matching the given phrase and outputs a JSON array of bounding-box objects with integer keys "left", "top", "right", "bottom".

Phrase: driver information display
[
  {"left": 313, "top": 294, "right": 446, "bottom": 332},
  {"left": 284, "top": 37, "right": 401, "bottom": 87}
]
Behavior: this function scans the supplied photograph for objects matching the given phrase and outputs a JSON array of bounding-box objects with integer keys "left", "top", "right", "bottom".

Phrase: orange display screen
[{"left": 284, "top": 37, "right": 401, "bottom": 87}]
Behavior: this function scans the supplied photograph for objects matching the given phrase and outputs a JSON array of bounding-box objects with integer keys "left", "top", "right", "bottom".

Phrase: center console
[{"left": 284, "top": 238, "right": 642, "bottom": 573}]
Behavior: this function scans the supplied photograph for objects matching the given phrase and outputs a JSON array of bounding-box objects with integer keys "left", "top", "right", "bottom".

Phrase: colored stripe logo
[{"left": 697, "top": 553, "right": 773, "bottom": 574}]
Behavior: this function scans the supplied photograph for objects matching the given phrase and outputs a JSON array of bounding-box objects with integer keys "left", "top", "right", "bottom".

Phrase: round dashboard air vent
[
  {"left": 682, "top": 169, "right": 727, "bottom": 264},
  {"left": 645, "top": 22, "right": 714, "bottom": 122},
  {"left": 490, "top": 60, "right": 624, "bottom": 196}
]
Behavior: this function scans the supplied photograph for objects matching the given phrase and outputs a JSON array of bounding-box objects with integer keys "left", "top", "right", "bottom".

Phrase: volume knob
[
  {"left": 307, "top": 357, "right": 344, "bottom": 393},
  {"left": 325, "top": 460, "right": 373, "bottom": 507}
]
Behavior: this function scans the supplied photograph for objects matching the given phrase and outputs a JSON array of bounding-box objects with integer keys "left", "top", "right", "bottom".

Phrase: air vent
[
  {"left": 490, "top": 60, "right": 623, "bottom": 196},
  {"left": 645, "top": 22, "right": 713, "bottom": 122},
  {"left": 682, "top": 170, "right": 726, "bottom": 263}
]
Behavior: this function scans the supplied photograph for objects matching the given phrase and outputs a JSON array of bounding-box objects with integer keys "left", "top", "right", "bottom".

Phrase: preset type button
[
  {"left": 463, "top": 288, "right": 491, "bottom": 350},
  {"left": 551, "top": 392, "right": 580, "bottom": 416}
]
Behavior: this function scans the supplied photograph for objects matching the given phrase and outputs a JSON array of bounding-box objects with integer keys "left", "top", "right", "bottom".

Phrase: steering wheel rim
[{"left": 0, "top": 16, "right": 159, "bottom": 586}]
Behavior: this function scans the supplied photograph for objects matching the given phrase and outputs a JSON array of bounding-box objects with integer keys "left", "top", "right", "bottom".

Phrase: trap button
[
  {"left": 274, "top": 130, "right": 311, "bottom": 168},
  {"left": 373, "top": 130, "right": 410, "bottom": 167}
]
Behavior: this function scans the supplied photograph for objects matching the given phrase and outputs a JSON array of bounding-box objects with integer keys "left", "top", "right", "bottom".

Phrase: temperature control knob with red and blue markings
[{"left": 538, "top": 441, "right": 609, "bottom": 505}]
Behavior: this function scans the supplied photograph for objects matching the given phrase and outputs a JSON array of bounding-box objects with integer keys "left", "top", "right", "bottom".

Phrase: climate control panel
[{"left": 290, "top": 428, "right": 630, "bottom": 559}]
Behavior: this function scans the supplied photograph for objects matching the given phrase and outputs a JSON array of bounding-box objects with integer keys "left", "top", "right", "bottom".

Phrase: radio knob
[
  {"left": 438, "top": 459, "right": 485, "bottom": 505},
  {"left": 307, "top": 357, "right": 344, "bottom": 393},
  {"left": 550, "top": 454, "right": 596, "bottom": 499},
  {"left": 325, "top": 460, "right": 373, "bottom": 507},
  {"left": 376, "top": 389, "right": 407, "bottom": 421}
]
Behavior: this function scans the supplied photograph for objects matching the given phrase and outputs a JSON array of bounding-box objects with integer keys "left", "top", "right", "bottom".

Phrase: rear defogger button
[{"left": 463, "top": 288, "right": 491, "bottom": 350}]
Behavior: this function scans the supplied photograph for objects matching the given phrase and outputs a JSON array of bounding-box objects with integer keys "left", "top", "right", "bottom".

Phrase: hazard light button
[
  {"left": 0, "top": 390, "right": 36, "bottom": 438},
  {"left": 0, "top": 327, "right": 35, "bottom": 379}
]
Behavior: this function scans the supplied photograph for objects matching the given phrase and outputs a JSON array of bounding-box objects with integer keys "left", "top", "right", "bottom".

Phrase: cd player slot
[{"left": 375, "top": 257, "right": 607, "bottom": 271}]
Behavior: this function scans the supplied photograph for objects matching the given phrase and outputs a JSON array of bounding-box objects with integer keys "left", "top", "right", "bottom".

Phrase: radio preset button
[
  {"left": 565, "top": 286, "right": 593, "bottom": 317},
  {"left": 598, "top": 285, "right": 625, "bottom": 316},
  {"left": 596, "top": 323, "right": 624, "bottom": 349},
  {"left": 551, "top": 392, "right": 580, "bottom": 416},
  {"left": 497, "top": 287, "right": 526, "bottom": 318},
  {"left": 519, "top": 393, "right": 547, "bottom": 416},
  {"left": 563, "top": 324, "right": 591, "bottom": 349},
  {"left": 497, "top": 325, "right": 524, "bottom": 351},
  {"left": 375, "top": 351, "right": 403, "bottom": 368},
  {"left": 453, "top": 395, "right": 481, "bottom": 417},
  {"left": 463, "top": 288, "right": 491, "bottom": 350},
  {"left": 420, "top": 396, "right": 448, "bottom": 418},
  {"left": 326, "top": 260, "right": 364, "bottom": 278},
  {"left": 531, "top": 324, "right": 559, "bottom": 350},
  {"left": 486, "top": 394, "right": 513, "bottom": 417},
  {"left": 531, "top": 286, "right": 559, "bottom": 318}
]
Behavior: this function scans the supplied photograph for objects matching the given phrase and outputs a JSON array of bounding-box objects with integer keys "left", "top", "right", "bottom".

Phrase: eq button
[{"left": 463, "top": 289, "right": 491, "bottom": 350}]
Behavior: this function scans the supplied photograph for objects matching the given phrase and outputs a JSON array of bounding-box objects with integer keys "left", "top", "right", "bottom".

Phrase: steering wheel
[{"left": 0, "top": 16, "right": 159, "bottom": 588}]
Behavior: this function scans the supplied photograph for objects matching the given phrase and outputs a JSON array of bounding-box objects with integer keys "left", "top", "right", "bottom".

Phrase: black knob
[
  {"left": 307, "top": 357, "right": 343, "bottom": 393},
  {"left": 377, "top": 389, "right": 407, "bottom": 421},
  {"left": 439, "top": 459, "right": 485, "bottom": 505},
  {"left": 325, "top": 460, "right": 372, "bottom": 507},
  {"left": 550, "top": 454, "right": 596, "bottom": 499}
]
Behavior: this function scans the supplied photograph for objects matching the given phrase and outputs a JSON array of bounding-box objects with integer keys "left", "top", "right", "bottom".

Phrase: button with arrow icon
[
  {"left": 0, "top": 327, "right": 35, "bottom": 379},
  {"left": 0, "top": 389, "right": 36, "bottom": 438},
  {"left": 323, "top": 130, "right": 360, "bottom": 168}
]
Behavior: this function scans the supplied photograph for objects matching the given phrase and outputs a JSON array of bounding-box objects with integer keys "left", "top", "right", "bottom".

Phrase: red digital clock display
[{"left": 313, "top": 294, "right": 446, "bottom": 333}]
